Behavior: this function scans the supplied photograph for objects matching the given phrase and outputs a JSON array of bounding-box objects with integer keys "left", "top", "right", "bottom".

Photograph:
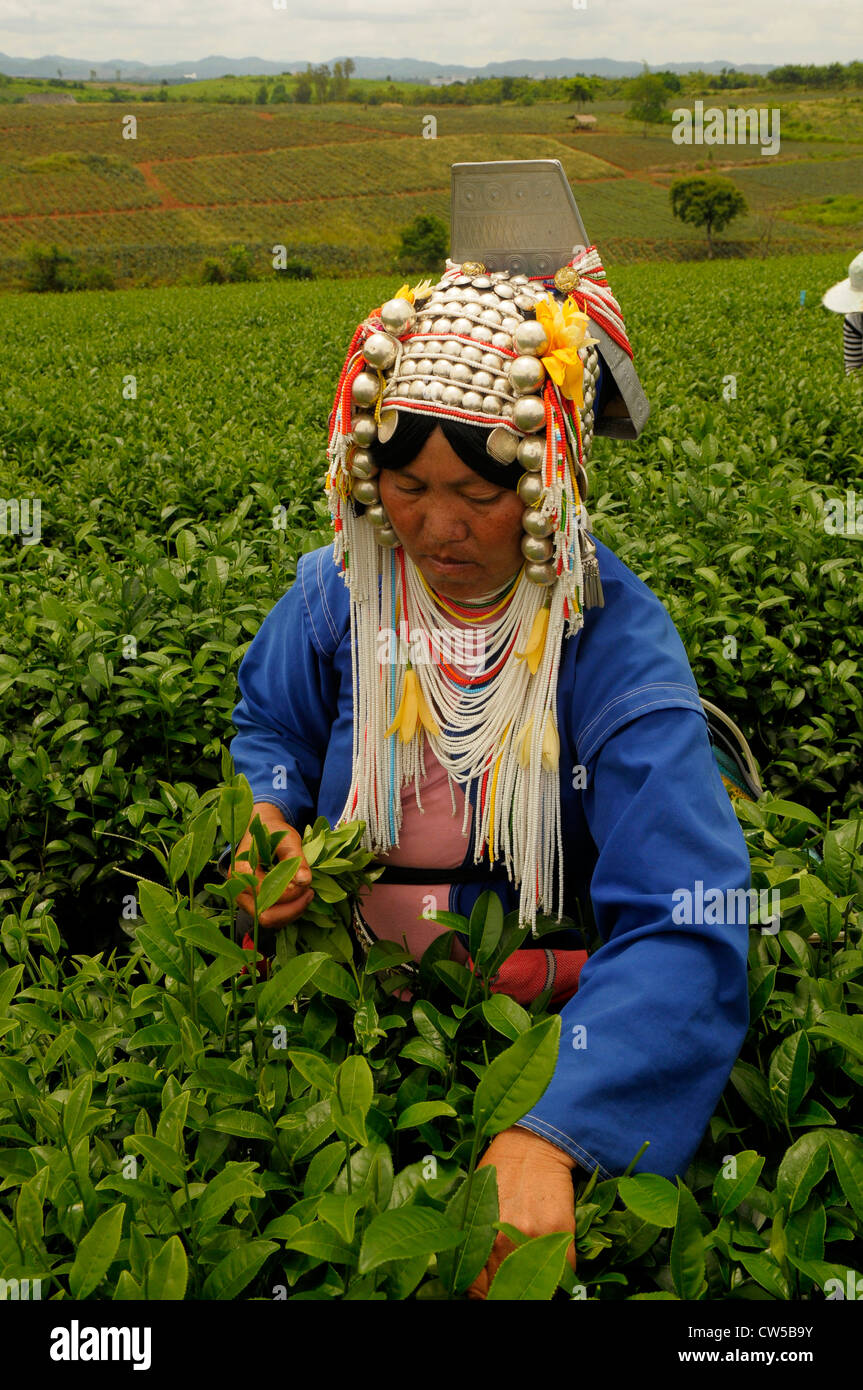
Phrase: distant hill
[{"left": 0, "top": 51, "right": 778, "bottom": 83}]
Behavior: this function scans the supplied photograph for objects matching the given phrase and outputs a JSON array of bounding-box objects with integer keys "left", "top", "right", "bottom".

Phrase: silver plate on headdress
[{"left": 450, "top": 160, "right": 649, "bottom": 440}]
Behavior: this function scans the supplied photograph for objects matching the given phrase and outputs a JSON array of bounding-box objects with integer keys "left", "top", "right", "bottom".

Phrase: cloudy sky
[{"left": 0, "top": 0, "right": 858, "bottom": 66}]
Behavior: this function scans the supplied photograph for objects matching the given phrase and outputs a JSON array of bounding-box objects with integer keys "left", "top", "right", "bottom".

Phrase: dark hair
[{"left": 369, "top": 413, "right": 521, "bottom": 491}]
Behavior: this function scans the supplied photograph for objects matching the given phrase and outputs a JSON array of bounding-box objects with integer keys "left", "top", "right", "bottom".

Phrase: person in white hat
[{"left": 823, "top": 251, "right": 863, "bottom": 375}]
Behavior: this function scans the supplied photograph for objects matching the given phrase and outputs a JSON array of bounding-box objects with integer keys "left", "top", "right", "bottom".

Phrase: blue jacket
[{"left": 230, "top": 540, "right": 751, "bottom": 1180}]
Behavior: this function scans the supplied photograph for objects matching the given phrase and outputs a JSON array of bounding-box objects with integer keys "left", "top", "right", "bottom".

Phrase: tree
[
  {"left": 396, "top": 214, "right": 448, "bottom": 271},
  {"left": 669, "top": 176, "right": 748, "bottom": 258},
  {"left": 344, "top": 58, "right": 355, "bottom": 81},
  {"left": 294, "top": 73, "right": 312, "bottom": 104},
  {"left": 626, "top": 67, "right": 668, "bottom": 135},
  {"left": 255, "top": 83, "right": 268, "bottom": 105},
  {"left": 311, "top": 64, "right": 330, "bottom": 102},
  {"left": 23, "top": 243, "right": 76, "bottom": 292},
  {"left": 567, "top": 78, "right": 592, "bottom": 106},
  {"left": 271, "top": 81, "right": 288, "bottom": 103}
]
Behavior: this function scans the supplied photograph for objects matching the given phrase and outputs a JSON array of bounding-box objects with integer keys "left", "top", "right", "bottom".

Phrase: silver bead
[
  {"left": 462, "top": 345, "right": 483, "bottom": 364},
  {"left": 380, "top": 298, "right": 416, "bottom": 335},
  {"left": 442, "top": 385, "right": 463, "bottom": 406},
  {"left": 454, "top": 275, "right": 472, "bottom": 287},
  {"left": 364, "top": 503, "right": 390, "bottom": 528},
  {"left": 512, "top": 396, "right": 547, "bottom": 433},
  {"left": 452, "top": 362, "right": 472, "bottom": 384},
  {"left": 472, "top": 276, "right": 493, "bottom": 290},
  {"left": 377, "top": 526, "right": 400, "bottom": 548},
  {"left": 352, "top": 478, "right": 380, "bottom": 506},
  {"left": 462, "top": 391, "right": 483, "bottom": 411},
  {"left": 471, "top": 325, "right": 494, "bottom": 344},
  {"left": 401, "top": 359, "right": 416, "bottom": 377},
  {"left": 482, "top": 395, "right": 499, "bottom": 414},
  {"left": 479, "top": 292, "right": 500, "bottom": 308},
  {"left": 432, "top": 317, "right": 452, "bottom": 334},
  {"left": 514, "top": 294, "right": 536, "bottom": 313},
  {"left": 491, "top": 332, "right": 512, "bottom": 350},
  {"left": 524, "top": 560, "right": 556, "bottom": 586},
  {"left": 425, "top": 340, "right": 441, "bottom": 357},
  {"left": 513, "top": 321, "right": 550, "bottom": 356},
  {"left": 521, "top": 533, "right": 554, "bottom": 563},
  {"left": 451, "top": 317, "right": 474, "bottom": 336},
  {"left": 418, "top": 319, "right": 434, "bottom": 334},
  {"left": 350, "top": 447, "right": 375, "bottom": 475},
  {"left": 508, "top": 355, "right": 546, "bottom": 395},
  {"left": 426, "top": 380, "right": 444, "bottom": 401},
  {"left": 517, "top": 473, "right": 545, "bottom": 506},
  {"left": 473, "top": 370, "right": 494, "bottom": 390},
  {"left": 440, "top": 340, "right": 461, "bottom": 358},
  {"left": 481, "top": 352, "right": 500, "bottom": 371},
  {"left": 351, "top": 414, "right": 377, "bottom": 447},
  {"left": 351, "top": 371, "right": 381, "bottom": 408},
  {"left": 410, "top": 380, "right": 427, "bottom": 399},
  {"left": 517, "top": 435, "right": 546, "bottom": 471},
  {"left": 511, "top": 275, "right": 528, "bottom": 285},
  {"left": 479, "top": 308, "right": 502, "bottom": 327},
  {"left": 444, "top": 287, "right": 464, "bottom": 302},
  {"left": 496, "top": 283, "right": 515, "bottom": 300},
  {"left": 493, "top": 376, "right": 509, "bottom": 394},
  {"left": 363, "top": 331, "right": 397, "bottom": 371},
  {"left": 462, "top": 287, "right": 481, "bottom": 303},
  {"left": 350, "top": 456, "right": 378, "bottom": 480},
  {"left": 522, "top": 506, "right": 553, "bottom": 538},
  {"left": 500, "top": 402, "right": 514, "bottom": 419},
  {"left": 416, "top": 359, "right": 434, "bottom": 375},
  {"left": 435, "top": 359, "right": 452, "bottom": 379}
]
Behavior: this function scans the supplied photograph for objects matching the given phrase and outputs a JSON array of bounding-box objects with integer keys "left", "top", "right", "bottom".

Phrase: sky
[{"left": 0, "top": 0, "right": 859, "bottom": 68}]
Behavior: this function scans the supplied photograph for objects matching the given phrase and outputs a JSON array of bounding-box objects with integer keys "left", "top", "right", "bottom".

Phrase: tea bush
[{"left": 0, "top": 781, "right": 859, "bottom": 1300}]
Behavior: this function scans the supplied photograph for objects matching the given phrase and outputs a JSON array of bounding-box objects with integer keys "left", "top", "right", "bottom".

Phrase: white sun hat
[{"left": 822, "top": 251, "right": 863, "bottom": 313}]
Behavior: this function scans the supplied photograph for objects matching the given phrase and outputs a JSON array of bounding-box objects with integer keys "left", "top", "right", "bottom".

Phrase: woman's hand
[
  {"left": 230, "top": 802, "right": 314, "bottom": 929},
  {"left": 467, "top": 1126, "right": 578, "bottom": 1299}
]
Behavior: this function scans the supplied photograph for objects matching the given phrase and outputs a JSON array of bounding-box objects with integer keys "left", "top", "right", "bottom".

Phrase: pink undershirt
[{"left": 357, "top": 749, "right": 471, "bottom": 965}]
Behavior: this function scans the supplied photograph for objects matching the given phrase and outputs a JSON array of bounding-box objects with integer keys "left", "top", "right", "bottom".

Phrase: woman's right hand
[{"left": 229, "top": 802, "right": 314, "bottom": 929}]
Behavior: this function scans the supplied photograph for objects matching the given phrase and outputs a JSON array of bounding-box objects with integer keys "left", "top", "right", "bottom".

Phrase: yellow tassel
[
  {"left": 385, "top": 667, "right": 419, "bottom": 743},
  {"left": 516, "top": 716, "right": 534, "bottom": 769},
  {"left": 541, "top": 712, "right": 560, "bottom": 773},
  {"left": 515, "top": 603, "right": 550, "bottom": 676},
  {"left": 415, "top": 676, "right": 440, "bottom": 738}
]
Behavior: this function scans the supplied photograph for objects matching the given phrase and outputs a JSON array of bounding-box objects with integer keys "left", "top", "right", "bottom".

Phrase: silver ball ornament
[
  {"left": 351, "top": 371, "right": 381, "bottom": 409},
  {"left": 522, "top": 506, "right": 553, "bottom": 538},
  {"left": 517, "top": 473, "right": 545, "bottom": 506},
  {"left": 352, "top": 478, "right": 380, "bottom": 506},
  {"left": 508, "top": 355, "right": 546, "bottom": 395},
  {"left": 513, "top": 320, "right": 550, "bottom": 357},
  {"left": 521, "top": 534, "right": 554, "bottom": 563},
  {"left": 363, "top": 332, "right": 397, "bottom": 371},
  {"left": 380, "top": 298, "right": 416, "bottom": 335},
  {"left": 364, "top": 502, "right": 390, "bottom": 528},
  {"left": 517, "top": 436, "right": 546, "bottom": 471},
  {"left": 512, "top": 395, "right": 547, "bottom": 433},
  {"left": 524, "top": 560, "right": 556, "bottom": 587}
]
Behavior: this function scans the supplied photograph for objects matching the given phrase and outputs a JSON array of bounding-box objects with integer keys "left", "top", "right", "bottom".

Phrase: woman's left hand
[{"left": 467, "top": 1126, "right": 578, "bottom": 1300}]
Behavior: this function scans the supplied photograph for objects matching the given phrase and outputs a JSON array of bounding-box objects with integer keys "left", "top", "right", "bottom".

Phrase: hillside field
[{"left": 1, "top": 93, "right": 862, "bottom": 288}]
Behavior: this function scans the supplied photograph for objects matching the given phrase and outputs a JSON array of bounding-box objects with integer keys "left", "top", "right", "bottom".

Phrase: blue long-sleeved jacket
[{"left": 230, "top": 540, "right": 751, "bottom": 1180}]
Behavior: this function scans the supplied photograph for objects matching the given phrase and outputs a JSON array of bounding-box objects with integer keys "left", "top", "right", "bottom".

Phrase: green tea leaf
[
  {"left": 358, "top": 1208, "right": 462, "bottom": 1274},
  {"left": 473, "top": 1016, "right": 560, "bottom": 1138},
  {"left": 69, "top": 1202, "right": 125, "bottom": 1299},
  {"left": 768, "top": 1030, "right": 811, "bottom": 1121},
  {"left": 617, "top": 1174, "right": 679, "bottom": 1227},
  {"left": 712, "top": 1151, "right": 765, "bottom": 1218},
  {"left": 257, "top": 952, "right": 328, "bottom": 1021},
  {"left": 669, "top": 1181, "right": 707, "bottom": 1300},
  {"left": 776, "top": 1131, "right": 831, "bottom": 1214},
  {"left": 486, "top": 1231, "right": 572, "bottom": 1301},
  {"left": 438, "top": 1165, "right": 499, "bottom": 1294},
  {"left": 201, "top": 1240, "right": 278, "bottom": 1299},
  {"left": 396, "top": 1102, "right": 458, "bottom": 1130},
  {"left": 146, "top": 1236, "right": 188, "bottom": 1300}
]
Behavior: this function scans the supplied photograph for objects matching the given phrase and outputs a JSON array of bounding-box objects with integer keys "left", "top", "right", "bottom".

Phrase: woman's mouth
[{"left": 424, "top": 555, "right": 475, "bottom": 573}]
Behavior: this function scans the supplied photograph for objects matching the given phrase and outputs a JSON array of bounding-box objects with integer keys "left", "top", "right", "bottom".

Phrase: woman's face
[{"left": 377, "top": 426, "right": 525, "bottom": 600}]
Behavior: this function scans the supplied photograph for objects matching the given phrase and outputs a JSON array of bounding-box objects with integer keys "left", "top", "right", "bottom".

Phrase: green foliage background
[{"left": 0, "top": 253, "right": 861, "bottom": 1299}]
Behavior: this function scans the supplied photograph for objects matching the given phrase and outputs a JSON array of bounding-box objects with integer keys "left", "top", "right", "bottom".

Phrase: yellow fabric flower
[
  {"left": 515, "top": 602, "right": 551, "bottom": 676},
  {"left": 534, "top": 295, "right": 599, "bottom": 410}
]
